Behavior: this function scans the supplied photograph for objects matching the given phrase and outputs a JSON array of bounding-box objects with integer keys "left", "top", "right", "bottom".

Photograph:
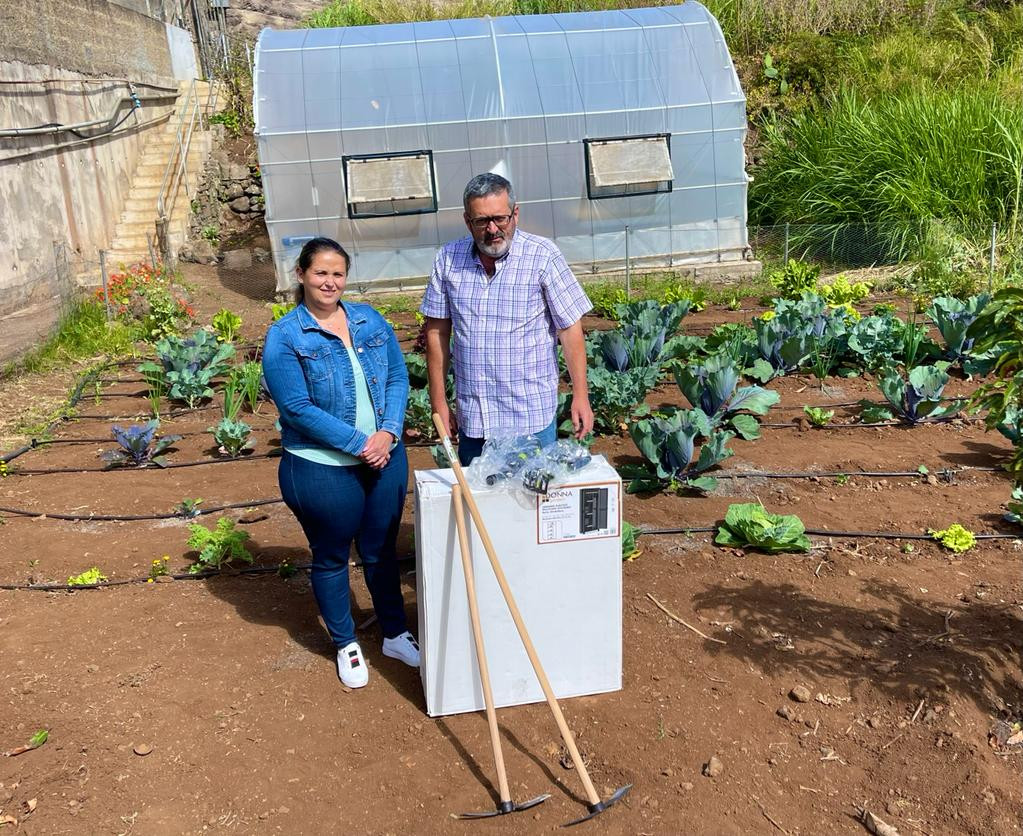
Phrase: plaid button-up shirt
[{"left": 420, "top": 230, "right": 591, "bottom": 438}]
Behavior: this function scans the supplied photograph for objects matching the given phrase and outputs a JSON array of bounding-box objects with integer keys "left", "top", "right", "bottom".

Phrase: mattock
[
  {"left": 435, "top": 415, "right": 632, "bottom": 827},
  {"left": 449, "top": 483, "right": 551, "bottom": 819}
]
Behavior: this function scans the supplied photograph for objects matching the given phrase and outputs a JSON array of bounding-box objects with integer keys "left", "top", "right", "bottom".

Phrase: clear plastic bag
[{"left": 466, "top": 435, "right": 593, "bottom": 496}]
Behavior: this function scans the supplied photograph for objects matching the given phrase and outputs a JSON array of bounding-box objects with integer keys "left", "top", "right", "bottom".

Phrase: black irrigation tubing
[
  {"left": 757, "top": 418, "right": 970, "bottom": 429},
  {"left": 0, "top": 553, "right": 418, "bottom": 592},
  {"left": 9, "top": 451, "right": 278, "bottom": 475},
  {"left": 713, "top": 466, "right": 1001, "bottom": 480},
  {"left": 71, "top": 403, "right": 223, "bottom": 420},
  {"left": 0, "top": 466, "right": 1005, "bottom": 522},
  {"left": 636, "top": 527, "right": 1021, "bottom": 541},
  {"left": 0, "top": 563, "right": 305, "bottom": 592},
  {"left": 0, "top": 497, "right": 282, "bottom": 522}
]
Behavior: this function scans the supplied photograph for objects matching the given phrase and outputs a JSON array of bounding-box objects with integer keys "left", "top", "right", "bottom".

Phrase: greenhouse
[{"left": 253, "top": 2, "right": 749, "bottom": 292}]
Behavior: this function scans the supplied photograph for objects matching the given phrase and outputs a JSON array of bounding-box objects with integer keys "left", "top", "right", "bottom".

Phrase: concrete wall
[{"left": 0, "top": 0, "right": 185, "bottom": 359}]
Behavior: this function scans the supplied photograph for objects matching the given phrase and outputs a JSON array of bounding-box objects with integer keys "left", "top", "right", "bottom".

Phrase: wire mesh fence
[{"left": 748, "top": 221, "right": 1009, "bottom": 289}]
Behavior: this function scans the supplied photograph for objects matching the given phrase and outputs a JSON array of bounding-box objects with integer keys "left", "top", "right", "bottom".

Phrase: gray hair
[{"left": 462, "top": 172, "right": 516, "bottom": 212}]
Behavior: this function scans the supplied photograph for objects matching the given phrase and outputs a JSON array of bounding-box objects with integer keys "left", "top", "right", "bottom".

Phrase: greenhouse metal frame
[{"left": 254, "top": 2, "right": 749, "bottom": 291}]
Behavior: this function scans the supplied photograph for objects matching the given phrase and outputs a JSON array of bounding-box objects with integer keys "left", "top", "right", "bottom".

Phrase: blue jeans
[
  {"left": 457, "top": 417, "right": 557, "bottom": 467},
  {"left": 278, "top": 446, "right": 409, "bottom": 648}
]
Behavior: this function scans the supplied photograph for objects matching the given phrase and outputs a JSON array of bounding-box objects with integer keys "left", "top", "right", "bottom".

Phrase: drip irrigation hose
[
  {"left": 636, "top": 527, "right": 1020, "bottom": 541},
  {"left": 0, "top": 554, "right": 417, "bottom": 592},
  {"left": 0, "top": 563, "right": 306, "bottom": 592},
  {"left": 0, "top": 497, "right": 282, "bottom": 522},
  {"left": 710, "top": 466, "right": 1001, "bottom": 480},
  {"left": 9, "top": 451, "right": 278, "bottom": 475}
]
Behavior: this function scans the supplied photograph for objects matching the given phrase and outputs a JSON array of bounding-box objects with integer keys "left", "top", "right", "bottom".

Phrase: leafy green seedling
[
  {"left": 3, "top": 729, "right": 48, "bottom": 757},
  {"left": 175, "top": 497, "right": 203, "bottom": 518},
  {"left": 68, "top": 567, "right": 107, "bottom": 586},
  {"left": 210, "top": 418, "right": 253, "bottom": 457},
  {"left": 834, "top": 474, "right": 849, "bottom": 486},
  {"left": 803, "top": 406, "right": 834, "bottom": 427},
  {"left": 928, "top": 524, "right": 976, "bottom": 553},
  {"left": 186, "top": 517, "right": 252, "bottom": 574},
  {"left": 212, "top": 308, "right": 242, "bottom": 343},
  {"left": 902, "top": 543, "right": 914, "bottom": 554}
]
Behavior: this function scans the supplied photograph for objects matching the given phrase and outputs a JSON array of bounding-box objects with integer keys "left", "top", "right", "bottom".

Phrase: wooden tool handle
[
  {"left": 432, "top": 414, "right": 601, "bottom": 806},
  {"left": 452, "top": 484, "right": 511, "bottom": 804}
]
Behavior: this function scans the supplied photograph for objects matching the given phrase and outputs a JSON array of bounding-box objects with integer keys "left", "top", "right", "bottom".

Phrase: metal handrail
[
  {"left": 154, "top": 75, "right": 222, "bottom": 260},
  {"left": 156, "top": 78, "right": 196, "bottom": 221}
]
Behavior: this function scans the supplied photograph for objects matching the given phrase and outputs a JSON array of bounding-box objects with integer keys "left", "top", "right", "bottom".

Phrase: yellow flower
[{"left": 147, "top": 578, "right": 154, "bottom": 583}]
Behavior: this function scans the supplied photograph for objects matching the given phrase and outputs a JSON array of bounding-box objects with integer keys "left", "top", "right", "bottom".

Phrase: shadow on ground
[
  {"left": 692, "top": 578, "right": 1023, "bottom": 717},
  {"left": 203, "top": 534, "right": 425, "bottom": 709}
]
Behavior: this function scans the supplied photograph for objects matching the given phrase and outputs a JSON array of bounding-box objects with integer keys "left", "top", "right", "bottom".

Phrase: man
[{"left": 420, "top": 173, "right": 593, "bottom": 465}]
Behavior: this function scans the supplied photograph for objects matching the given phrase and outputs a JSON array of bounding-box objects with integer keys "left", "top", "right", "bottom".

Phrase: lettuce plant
[
  {"left": 928, "top": 524, "right": 975, "bottom": 553},
  {"left": 622, "top": 410, "right": 734, "bottom": 494},
  {"left": 879, "top": 364, "right": 965, "bottom": 424},
  {"left": 714, "top": 503, "right": 811, "bottom": 553},
  {"left": 803, "top": 406, "right": 834, "bottom": 426},
  {"left": 68, "top": 567, "right": 107, "bottom": 586},
  {"left": 102, "top": 420, "right": 181, "bottom": 468},
  {"left": 212, "top": 308, "right": 242, "bottom": 343},
  {"left": 769, "top": 259, "right": 819, "bottom": 300},
  {"left": 674, "top": 356, "right": 779, "bottom": 439},
  {"left": 210, "top": 418, "right": 253, "bottom": 457}
]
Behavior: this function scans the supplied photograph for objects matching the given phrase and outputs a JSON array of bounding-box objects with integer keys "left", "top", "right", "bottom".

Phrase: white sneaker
[
  {"left": 382, "top": 631, "right": 420, "bottom": 667},
  {"left": 337, "top": 641, "right": 368, "bottom": 688}
]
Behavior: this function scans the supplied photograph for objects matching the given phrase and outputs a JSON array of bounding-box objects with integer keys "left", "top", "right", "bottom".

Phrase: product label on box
[{"left": 536, "top": 481, "right": 620, "bottom": 544}]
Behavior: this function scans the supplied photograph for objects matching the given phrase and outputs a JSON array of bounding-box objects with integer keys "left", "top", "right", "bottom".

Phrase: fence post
[
  {"left": 783, "top": 222, "right": 790, "bottom": 264},
  {"left": 146, "top": 231, "right": 158, "bottom": 271},
  {"left": 99, "top": 250, "right": 111, "bottom": 322},
  {"left": 624, "top": 225, "right": 631, "bottom": 298},
  {"left": 989, "top": 222, "right": 997, "bottom": 292}
]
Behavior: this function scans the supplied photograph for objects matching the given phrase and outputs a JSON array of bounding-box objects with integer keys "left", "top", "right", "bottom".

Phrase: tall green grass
[
  {"left": 750, "top": 87, "right": 1023, "bottom": 250},
  {"left": 2, "top": 300, "right": 139, "bottom": 379},
  {"left": 305, "top": 0, "right": 665, "bottom": 27}
]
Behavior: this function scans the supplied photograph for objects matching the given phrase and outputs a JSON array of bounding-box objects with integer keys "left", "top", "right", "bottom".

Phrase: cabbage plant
[
  {"left": 674, "top": 355, "right": 779, "bottom": 439},
  {"left": 102, "top": 420, "right": 181, "bottom": 468},
  {"left": 879, "top": 364, "right": 965, "bottom": 424},
  {"left": 622, "top": 409, "right": 733, "bottom": 494},
  {"left": 715, "top": 502, "right": 811, "bottom": 553},
  {"left": 928, "top": 294, "right": 994, "bottom": 372}
]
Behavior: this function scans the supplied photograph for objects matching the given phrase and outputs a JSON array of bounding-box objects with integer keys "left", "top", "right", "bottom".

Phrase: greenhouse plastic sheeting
[{"left": 254, "top": 3, "right": 748, "bottom": 292}]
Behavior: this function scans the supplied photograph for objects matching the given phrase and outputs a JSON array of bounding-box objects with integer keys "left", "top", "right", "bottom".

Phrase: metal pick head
[
  {"left": 561, "top": 784, "right": 632, "bottom": 828},
  {"left": 452, "top": 793, "right": 551, "bottom": 820}
]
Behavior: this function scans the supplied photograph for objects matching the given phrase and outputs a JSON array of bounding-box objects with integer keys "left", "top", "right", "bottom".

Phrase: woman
[{"left": 262, "top": 237, "right": 418, "bottom": 688}]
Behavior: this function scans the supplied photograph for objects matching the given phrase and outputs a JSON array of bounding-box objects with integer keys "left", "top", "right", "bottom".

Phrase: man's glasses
[{"left": 468, "top": 214, "right": 513, "bottom": 231}]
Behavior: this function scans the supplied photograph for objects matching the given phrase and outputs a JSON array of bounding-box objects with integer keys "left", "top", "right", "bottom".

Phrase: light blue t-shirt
[{"left": 288, "top": 344, "right": 377, "bottom": 466}]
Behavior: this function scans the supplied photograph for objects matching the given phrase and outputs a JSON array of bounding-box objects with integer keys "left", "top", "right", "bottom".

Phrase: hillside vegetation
[{"left": 300, "top": 0, "right": 1023, "bottom": 281}]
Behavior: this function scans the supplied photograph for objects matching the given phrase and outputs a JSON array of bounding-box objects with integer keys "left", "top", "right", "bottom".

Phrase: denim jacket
[{"left": 262, "top": 301, "right": 409, "bottom": 456}]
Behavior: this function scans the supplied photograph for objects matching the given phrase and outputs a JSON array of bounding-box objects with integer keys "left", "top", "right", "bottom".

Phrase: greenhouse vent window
[
  {"left": 342, "top": 150, "right": 438, "bottom": 218},
  {"left": 584, "top": 135, "right": 674, "bottom": 200}
]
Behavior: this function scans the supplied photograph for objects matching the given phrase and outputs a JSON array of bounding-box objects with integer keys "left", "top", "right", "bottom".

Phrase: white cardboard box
[{"left": 414, "top": 456, "right": 623, "bottom": 717}]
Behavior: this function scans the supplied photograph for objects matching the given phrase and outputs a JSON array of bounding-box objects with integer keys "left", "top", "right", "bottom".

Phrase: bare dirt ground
[{"left": 1, "top": 262, "right": 1021, "bottom": 834}]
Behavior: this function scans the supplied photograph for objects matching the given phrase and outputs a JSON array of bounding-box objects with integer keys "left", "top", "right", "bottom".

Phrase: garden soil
[{"left": 1, "top": 262, "right": 1021, "bottom": 834}]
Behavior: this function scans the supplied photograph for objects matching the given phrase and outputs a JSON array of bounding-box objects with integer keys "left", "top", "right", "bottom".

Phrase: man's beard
[{"left": 477, "top": 235, "right": 511, "bottom": 258}]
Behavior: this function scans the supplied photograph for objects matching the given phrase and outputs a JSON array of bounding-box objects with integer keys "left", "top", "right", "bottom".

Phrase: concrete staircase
[{"left": 103, "top": 80, "right": 215, "bottom": 270}]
